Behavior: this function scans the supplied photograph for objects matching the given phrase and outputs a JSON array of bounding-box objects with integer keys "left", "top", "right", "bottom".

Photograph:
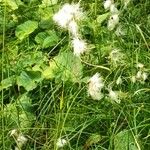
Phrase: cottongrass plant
[
  {"left": 53, "top": 3, "right": 88, "bottom": 56},
  {"left": 104, "top": 0, "right": 119, "bottom": 30},
  {"left": 88, "top": 73, "right": 104, "bottom": 100}
]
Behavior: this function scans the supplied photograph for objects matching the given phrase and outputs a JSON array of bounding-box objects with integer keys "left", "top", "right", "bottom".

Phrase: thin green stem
[{"left": 2, "top": 1, "right": 6, "bottom": 149}]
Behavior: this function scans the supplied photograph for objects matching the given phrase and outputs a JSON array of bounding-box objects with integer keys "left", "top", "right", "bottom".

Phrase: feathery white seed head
[
  {"left": 137, "top": 63, "right": 144, "bottom": 69},
  {"left": 107, "top": 14, "right": 119, "bottom": 30},
  {"left": 116, "top": 76, "right": 122, "bottom": 85},
  {"left": 109, "top": 90, "right": 120, "bottom": 103},
  {"left": 16, "top": 134, "right": 27, "bottom": 149},
  {"left": 104, "top": 0, "right": 113, "bottom": 10},
  {"left": 110, "top": 4, "right": 119, "bottom": 14},
  {"left": 142, "top": 72, "right": 148, "bottom": 81},
  {"left": 53, "top": 3, "right": 82, "bottom": 28},
  {"left": 88, "top": 73, "right": 104, "bottom": 100},
  {"left": 72, "top": 38, "right": 87, "bottom": 56},
  {"left": 53, "top": 11, "right": 72, "bottom": 28},
  {"left": 56, "top": 138, "right": 67, "bottom": 148},
  {"left": 17, "top": 134, "right": 27, "bottom": 144},
  {"left": 131, "top": 76, "right": 136, "bottom": 83},
  {"left": 68, "top": 20, "right": 78, "bottom": 37},
  {"left": 136, "top": 70, "right": 142, "bottom": 79}
]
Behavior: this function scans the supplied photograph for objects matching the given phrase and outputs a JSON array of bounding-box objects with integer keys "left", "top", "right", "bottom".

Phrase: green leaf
[
  {"left": 42, "top": 35, "right": 58, "bottom": 48},
  {"left": 4, "top": 0, "right": 23, "bottom": 10},
  {"left": 17, "top": 71, "right": 42, "bottom": 91},
  {"left": 35, "top": 31, "right": 59, "bottom": 48},
  {"left": 84, "top": 134, "right": 102, "bottom": 149},
  {"left": 35, "top": 32, "right": 49, "bottom": 45},
  {"left": 15, "top": 20, "right": 38, "bottom": 40},
  {"left": 0, "top": 76, "right": 16, "bottom": 90},
  {"left": 40, "top": 0, "right": 58, "bottom": 7},
  {"left": 42, "top": 51, "right": 83, "bottom": 82},
  {"left": 4, "top": 94, "right": 35, "bottom": 128},
  {"left": 96, "top": 13, "right": 109, "bottom": 24},
  {"left": 114, "top": 130, "right": 139, "bottom": 150},
  {"left": 42, "top": 61, "right": 57, "bottom": 79}
]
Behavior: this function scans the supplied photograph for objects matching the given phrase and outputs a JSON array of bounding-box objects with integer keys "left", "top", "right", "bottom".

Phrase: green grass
[{"left": 0, "top": 0, "right": 150, "bottom": 149}]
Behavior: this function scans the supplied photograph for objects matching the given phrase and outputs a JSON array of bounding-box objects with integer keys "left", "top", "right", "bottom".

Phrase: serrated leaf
[
  {"left": 16, "top": 20, "right": 38, "bottom": 40},
  {"left": 96, "top": 13, "right": 109, "bottom": 24},
  {"left": 114, "top": 130, "right": 139, "bottom": 150},
  {"left": 17, "top": 71, "right": 42, "bottom": 91}
]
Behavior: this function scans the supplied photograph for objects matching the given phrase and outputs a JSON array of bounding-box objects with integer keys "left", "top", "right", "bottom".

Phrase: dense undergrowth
[{"left": 0, "top": 0, "right": 150, "bottom": 149}]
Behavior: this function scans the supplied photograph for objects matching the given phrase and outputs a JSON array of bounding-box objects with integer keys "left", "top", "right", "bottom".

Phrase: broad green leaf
[
  {"left": 4, "top": 94, "right": 35, "bottom": 128},
  {"left": 16, "top": 20, "right": 38, "bottom": 40},
  {"left": 35, "top": 31, "right": 59, "bottom": 48},
  {"left": 96, "top": 13, "right": 109, "bottom": 24},
  {"left": 42, "top": 35, "right": 58, "bottom": 48},
  {"left": 42, "top": 51, "right": 83, "bottom": 82},
  {"left": 35, "top": 32, "right": 49, "bottom": 45},
  {"left": 114, "top": 130, "right": 139, "bottom": 150},
  {"left": 17, "top": 71, "right": 42, "bottom": 91},
  {"left": 4, "top": 0, "right": 23, "bottom": 10},
  {"left": 0, "top": 76, "right": 15, "bottom": 90},
  {"left": 42, "top": 61, "right": 57, "bottom": 79}
]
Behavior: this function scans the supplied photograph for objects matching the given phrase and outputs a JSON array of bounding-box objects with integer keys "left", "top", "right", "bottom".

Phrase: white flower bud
[
  {"left": 72, "top": 38, "right": 87, "bottom": 56},
  {"left": 88, "top": 73, "right": 104, "bottom": 100},
  {"left": 107, "top": 14, "right": 119, "bottom": 30},
  {"left": 110, "top": 4, "right": 119, "bottom": 14},
  {"left": 56, "top": 138, "right": 67, "bottom": 148},
  {"left": 104, "top": 0, "right": 112, "bottom": 10}
]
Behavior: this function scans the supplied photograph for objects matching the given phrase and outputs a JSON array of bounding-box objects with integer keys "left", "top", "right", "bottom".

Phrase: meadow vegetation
[{"left": 0, "top": 0, "right": 150, "bottom": 149}]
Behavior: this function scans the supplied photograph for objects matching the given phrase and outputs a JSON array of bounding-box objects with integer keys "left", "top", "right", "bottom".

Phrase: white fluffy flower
[
  {"left": 17, "top": 134, "right": 27, "bottom": 145},
  {"left": 116, "top": 76, "right": 122, "bottom": 85},
  {"left": 110, "top": 4, "right": 119, "bottom": 14},
  {"left": 53, "top": 3, "right": 82, "bottom": 28},
  {"left": 53, "top": 9, "right": 72, "bottom": 28},
  {"left": 131, "top": 76, "right": 136, "bottom": 83},
  {"left": 137, "top": 63, "right": 144, "bottom": 68},
  {"left": 72, "top": 38, "right": 87, "bottom": 56},
  {"left": 68, "top": 20, "right": 78, "bottom": 37},
  {"left": 136, "top": 70, "right": 142, "bottom": 79},
  {"left": 109, "top": 90, "right": 120, "bottom": 103},
  {"left": 107, "top": 14, "right": 119, "bottom": 30},
  {"left": 142, "top": 72, "right": 148, "bottom": 81},
  {"left": 56, "top": 138, "right": 67, "bottom": 148},
  {"left": 88, "top": 73, "right": 104, "bottom": 100},
  {"left": 104, "top": 0, "right": 113, "bottom": 10}
]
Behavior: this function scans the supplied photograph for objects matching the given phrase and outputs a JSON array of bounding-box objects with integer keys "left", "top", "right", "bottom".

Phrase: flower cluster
[
  {"left": 104, "top": 0, "right": 119, "bottom": 30},
  {"left": 53, "top": 3, "right": 87, "bottom": 56}
]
